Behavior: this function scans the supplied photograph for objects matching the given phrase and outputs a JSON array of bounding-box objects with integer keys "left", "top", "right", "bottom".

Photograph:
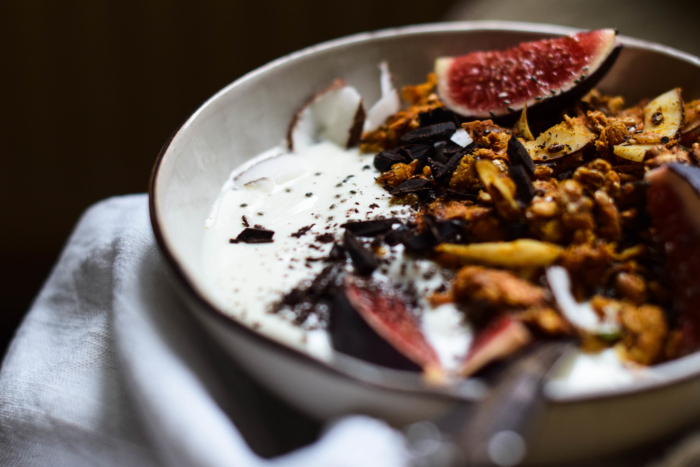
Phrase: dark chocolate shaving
[
  {"left": 315, "top": 233, "right": 335, "bottom": 244},
  {"left": 399, "top": 122, "right": 456, "bottom": 145},
  {"left": 427, "top": 157, "right": 444, "bottom": 178},
  {"left": 277, "top": 263, "right": 344, "bottom": 325},
  {"left": 441, "top": 188, "right": 478, "bottom": 202},
  {"left": 384, "top": 224, "right": 413, "bottom": 246},
  {"left": 341, "top": 218, "right": 401, "bottom": 237},
  {"left": 327, "top": 243, "right": 347, "bottom": 262},
  {"left": 509, "top": 164, "right": 536, "bottom": 204},
  {"left": 402, "top": 217, "right": 465, "bottom": 251},
  {"left": 435, "top": 151, "right": 466, "bottom": 184},
  {"left": 241, "top": 215, "right": 250, "bottom": 227},
  {"left": 389, "top": 178, "right": 433, "bottom": 196},
  {"left": 343, "top": 230, "right": 378, "bottom": 276},
  {"left": 374, "top": 151, "right": 408, "bottom": 172},
  {"left": 507, "top": 136, "right": 536, "bottom": 174},
  {"left": 555, "top": 169, "right": 574, "bottom": 181},
  {"left": 291, "top": 224, "right": 315, "bottom": 238},
  {"left": 231, "top": 227, "right": 274, "bottom": 244},
  {"left": 419, "top": 107, "right": 458, "bottom": 127}
]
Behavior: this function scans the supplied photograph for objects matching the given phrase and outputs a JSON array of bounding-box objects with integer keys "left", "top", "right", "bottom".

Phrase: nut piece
[
  {"left": 521, "top": 118, "right": 596, "bottom": 161},
  {"left": 643, "top": 88, "right": 684, "bottom": 139},
  {"left": 436, "top": 239, "right": 563, "bottom": 269},
  {"left": 452, "top": 266, "right": 547, "bottom": 309},
  {"left": 475, "top": 158, "right": 521, "bottom": 221}
]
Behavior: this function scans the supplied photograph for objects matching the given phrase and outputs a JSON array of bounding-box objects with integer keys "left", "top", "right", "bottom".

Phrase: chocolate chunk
[
  {"left": 444, "top": 141, "right": 473, "bottom": 159},
  {"left": 384, "top": 224, "right": 413, "bottom": 246},
  {"left": 232, "top": 227, "right": 274, "bottom": 244},
  {"left": 389, "top": 178, "right": 433, "bottom": 196},
  {"left": 327, "top": 243, "right": 347, "bottom": 262},
  {"left": 315, "top": 233, "right": 335, "bottom": 243},
  {"left": 291, "top": 224, "right": 315, "bottom": 238},
  {"left": 343, "top": 230, "right": 378, "bottom": 276},
  {"left": 507, "top": 136, "right": 536, "bottom": 174},
  {"left": 374, "top": 151, "right": 408, "bottom": 172},
  {"left": 555, "top": 169, "right": 574, "bottom": 181},
  {"left": 427, "top": 158, "right": 444, "bottom": 178},
  {"left": 509, "top": 164, "right": 536, "bottom": 204},
  {"left": 397, "top": 144, "right": 434, "bottom": 172},
  {"left": 441, "top": 188, "right": 478, "bottom": 202},
  {"left": 418, "top": 107, "right": 458, "bottom": 127},
  {"left": 435, "top": 152, "right": 465, "bottom": 184},
  {"left": 433, "top": 141, "right": 448, "bottom": 163},
  {"left": 341, "top": 218, "right": 401, "bottom": 237},
  {"left": 399, "top": 122, "right": 456, "bottom": 144},
  {"left": 404, "top": 230, "right": 438, "bottom": 252},
  {"left": 278, "top": 263, "right": 344, "bottom": 325}
]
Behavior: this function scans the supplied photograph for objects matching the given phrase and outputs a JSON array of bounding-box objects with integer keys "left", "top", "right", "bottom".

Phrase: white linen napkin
[{"left": 0, "top": 195, "right": 409, "bottom": 467}]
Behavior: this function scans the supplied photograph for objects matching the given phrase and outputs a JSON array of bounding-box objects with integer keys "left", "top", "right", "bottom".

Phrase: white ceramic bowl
[{"left": 149, "top": 21, "right": 700, "bottom": 464}]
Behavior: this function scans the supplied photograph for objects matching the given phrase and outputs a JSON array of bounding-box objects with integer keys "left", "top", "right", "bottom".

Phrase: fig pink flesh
[
  {"left": 440, "top": 29, "right": 617, "bottom": 117},
  {"left": 460, "top": 314, "right": 532, "bottom": 377},
  {"left": 647, "top": 165, "right": 700, "bottom": 350},
  {"left": 344, "top": 280, "right": 441, "bottom": 370}
]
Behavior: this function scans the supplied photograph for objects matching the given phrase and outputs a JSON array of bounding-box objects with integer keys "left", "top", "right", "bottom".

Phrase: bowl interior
[{"left": 151, "top": 21, "right": 700, "bottom": 399}]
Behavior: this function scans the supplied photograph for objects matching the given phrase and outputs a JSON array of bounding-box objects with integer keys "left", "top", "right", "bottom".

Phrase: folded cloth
[{"left": 0, "top": 195, "right": 409, "bottom": 467}]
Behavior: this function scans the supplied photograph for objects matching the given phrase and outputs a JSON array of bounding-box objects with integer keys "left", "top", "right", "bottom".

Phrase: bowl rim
[{"left": 149, "top": 20, "right": 700, "bottom": 404}]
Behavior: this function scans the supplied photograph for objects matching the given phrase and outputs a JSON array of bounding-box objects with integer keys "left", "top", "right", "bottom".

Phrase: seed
[
  {"left": 651, "top": 111, "right": 664, "bottom": 126},
  {"left": 305, "top": 192, "right": 313, "bottom": 197},
  {"left": 547, "top": 143, "right": 564, "bottom": 153},
  {"left": 550, "top": 89, "right": 557, "bottom": 95},
  {"left": 240, "top": 203, "right": 248, "bottom": 207}
]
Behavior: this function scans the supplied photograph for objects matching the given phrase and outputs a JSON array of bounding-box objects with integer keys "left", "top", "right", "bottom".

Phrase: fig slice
[
  {"left": 546, "top": 266, "right": 620, "bottom": 335},
  {"left": 363, "top": 61, "right": 402, "bottom": 134},
  {"left": 646, "top": 164, "right": 700, "bottom": 349},
  {"left": 460, "top": 315, "right": 532, "bottom": 377},
  {"left": 435, "top": 29, "right": 620, "bottom": 119},
  {"left": 288, "top": 79, "right": 365, "bottom": 152},
  {"left": 521, "top": 119, "right": 597, "bottom": 161},
  {"left": 643, "top": 88, "right": 684, "bottom": 139},
  {"left": 333, "top": 277, "right": 442, "bottom": 373},
  {"left": 436, "top": 239, "right": 562, "bottom": 269}
]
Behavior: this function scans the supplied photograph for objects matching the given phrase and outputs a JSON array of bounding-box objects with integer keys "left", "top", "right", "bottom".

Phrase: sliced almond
[
  {"left": 643, "top": 88, "right": 684, "bottom": 139},
  {"left": 436, "top": 239, "right": 563, "bottom": 269},
  {"left": 516, "top": 103, "right": 534, "bottom": 141},
  {"left": 522, "top": 120, "right": 596, "bottom": 161},
  {"left": 613, "top": 143, "right": 659, "bottom": 163},
  {"left": 475, "top": 158, "right": 520, "bottom": 221},
  {"left": 288, "top": 79, "right": 365, "bottom": 152}
]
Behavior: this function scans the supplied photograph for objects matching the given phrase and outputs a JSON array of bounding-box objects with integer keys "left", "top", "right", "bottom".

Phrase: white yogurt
[{"left": 201, "top": 140, "right": 653, "bottom": 392}]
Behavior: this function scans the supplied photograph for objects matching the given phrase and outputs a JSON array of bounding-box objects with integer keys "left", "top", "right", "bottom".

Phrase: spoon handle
[{"left": 457, "top": 341, "right": 572, "bottom": 466}]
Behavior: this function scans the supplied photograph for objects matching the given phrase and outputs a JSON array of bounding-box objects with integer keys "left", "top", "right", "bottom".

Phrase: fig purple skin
[
  {"left": 330, "top": 278, "right": 441, "bottom": 372},
  {"left": 647, "top": 164, "right": 700, "bottom": 350},
  {"left": 435, "top": 29, "right": 622, "bottom": 123}
]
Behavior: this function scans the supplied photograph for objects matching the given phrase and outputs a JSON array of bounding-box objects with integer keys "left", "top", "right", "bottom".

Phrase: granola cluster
[{"left": 365, "top": 77, "right": 700, "bottom": 366}]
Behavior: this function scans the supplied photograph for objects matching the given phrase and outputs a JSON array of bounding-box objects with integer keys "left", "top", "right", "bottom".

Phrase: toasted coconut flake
[
  {"left": 436, "top": 239, "right": 562, "bottom": 269},
  {"left": 546, "top": 265, "right": 620, "bottom": 335},
  {"left": 643, "top": 88, "right": 684, "bottom": 139},
  {"left": 522, "top": 120, "right": 596, "bottom": 161},
  {"left": 364, "top": 62, "right": 401, "bottom": 134},
  {"left": 288, "top": 79, "right": 365, "bottom": 152},
  {"left": 613, "top": 143, "right": 660, "bottom": 163},
  {"left": 450, "top": 128, "right": 473, "bottom": 147}
]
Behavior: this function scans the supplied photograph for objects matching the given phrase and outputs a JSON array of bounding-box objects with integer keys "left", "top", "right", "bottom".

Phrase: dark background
[{"left": 2, "top": 0, "right": 700, "bottom": 359}]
